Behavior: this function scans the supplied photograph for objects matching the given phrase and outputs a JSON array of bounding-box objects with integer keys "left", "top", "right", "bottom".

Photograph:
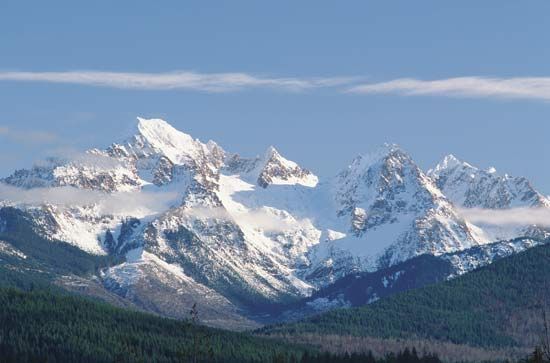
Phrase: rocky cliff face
[
  {"left": 303, "top": 144, "right": 485, "bottom": 286},
  {"left": 1, "top": 117, "right": 547, "bottom": 327},
  {"left": 429, "top": 154, "right": 550, "bottom": 209},
  {"left": 428, "top": 154, "right": 550, "bottom": 241}
]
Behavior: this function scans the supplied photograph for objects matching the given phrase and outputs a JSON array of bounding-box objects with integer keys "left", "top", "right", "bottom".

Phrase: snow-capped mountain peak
[
  {"left": 334, "top": 144, "right": 445, "bottom": 218},
  {"left": 256, "top": 146, "right": 318, "bottom": 188},
  {"left": 428, "top": 154, "right": 550, "bottom": 241},
  {"left": 265, "top": 145, "right": 282, "bottom": 159},
  {"left": 344, "top": 143, "right": 404, "bottom": 171},
  {"left": 429, "top": 154, "right": 550, "bottom": 209},
  {"left": 2, "top": 117, "right": 549, "bottom": 327},
  {"left": 304, "top": 144, "right": 483, "bottom": 285},
  {"left": 130, "top": 117, "right": 205, "bottom": 164},
  {"left": 428, "top": 154, "right": 474, "bottom": 179}
]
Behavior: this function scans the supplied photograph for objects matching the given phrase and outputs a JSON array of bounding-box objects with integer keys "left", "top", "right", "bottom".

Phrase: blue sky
[{"left": 2, "top": 1, "right": 550, "bottom": 192}]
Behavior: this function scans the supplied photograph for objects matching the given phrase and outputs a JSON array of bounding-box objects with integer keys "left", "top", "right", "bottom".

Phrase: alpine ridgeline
[{"left": 1, "top": 118, "right": 548, "bottom": 327}]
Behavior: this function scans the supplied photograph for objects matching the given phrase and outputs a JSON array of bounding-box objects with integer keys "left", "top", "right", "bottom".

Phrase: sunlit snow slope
[{"left": 1, "top": 117, "right": 548, "bottom": 325}]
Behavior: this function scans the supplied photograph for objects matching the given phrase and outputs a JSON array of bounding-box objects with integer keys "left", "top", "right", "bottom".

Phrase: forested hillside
[
  {"left": 261, "top": 243, "right": 550, "bottom": 350},
  {"left": 0, "top": 287, "right": 448, "bottom": 363},
  {"left": 0, "top": 287, "right": 305, "bottom": 363}
]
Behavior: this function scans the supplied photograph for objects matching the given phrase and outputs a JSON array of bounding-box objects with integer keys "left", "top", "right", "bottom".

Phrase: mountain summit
[
  {"left": 304, "top": 144, "right": 484, "bottom": 285},
  {"left": 0, "top": 117, "right": 547, "bottom": 327},
  {"left": 428, "top": 154, "right": 550, "bottom": 241},
  {"left": 256, "top": 146, "right": 318, "bottom": 188}
]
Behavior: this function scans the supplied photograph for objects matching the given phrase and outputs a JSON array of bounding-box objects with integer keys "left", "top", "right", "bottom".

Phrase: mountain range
[
  {"left": 260, "top": 242, "right": 550, "bottom": 361},
  {"left": 0, "top": 117, "right": 548, "bottom": 328}
]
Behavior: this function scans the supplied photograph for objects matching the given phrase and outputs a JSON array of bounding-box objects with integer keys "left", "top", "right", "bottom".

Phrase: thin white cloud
[
  {"left": 348, "top": 77, "right": 550, "bottom": 101},
  {"left": 459, "top": 207, "right": 550, "bottom": 227},
  {"left": 0, "top": 70, "right": 355, "bottom": 92},
  {"left": 0, "top": 181, "right": 302, "bottom": 230},
  {"left": 26, "top": 148, "right": 126, "bottom": 174},
  {"left": 182, "top": 206, "right": 306, "bottom": 232},
  {"left": 0, "top": 183, "right": 178, "bottom": 216},
  {"left": 0, "top": 126, "right": 57, "bottom": 144},
  {"left": 47, "top": 148, "right": 124, "bottom": 170}
]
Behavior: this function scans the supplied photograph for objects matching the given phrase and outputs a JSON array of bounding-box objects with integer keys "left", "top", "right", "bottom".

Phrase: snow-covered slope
[
  {"left": 429, "top": 154, "right": 550, "bottom": 209},
  {"left": 1, "top": 117, "right": 548, "bottom": 326},
  {"left": 429, "top": 154, "right": 550, "bottom": 241},
  {"left": 304, "top": 144, "right": 486, "bottom": 285},
  {"left": 255, "top": 146, "right": 318, "bottom": 188}
]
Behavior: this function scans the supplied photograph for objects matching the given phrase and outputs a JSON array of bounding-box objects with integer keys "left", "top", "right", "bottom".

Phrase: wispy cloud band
[
  {"left": 459, "top": 207, "right": 550, "bottom": 227},
  {"left": 0, "top": 70, "right": 355, "bottom": 92},
  {"left": 0, "top": 183, "right": 178, "bottom": 217},
  {"left": 348, "top": 76, "right": 550, "bottom": 101},
  {"left": 0, "top": 126, "right": 57, "bottom": 144},
  {"left": 5, "top": 71, "right": 550, "bottom": 101}
]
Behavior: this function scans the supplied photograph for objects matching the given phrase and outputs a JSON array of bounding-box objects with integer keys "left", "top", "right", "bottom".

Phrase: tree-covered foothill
[
  {"left": 0, "top": 287, "right": 445, "bottom": 363},
  {"left": 261, "top": 243, "right": 550, "bottom": 349}
]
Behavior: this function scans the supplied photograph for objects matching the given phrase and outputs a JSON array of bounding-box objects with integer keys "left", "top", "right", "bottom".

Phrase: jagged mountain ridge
[
  {"left": 428, "top": 154, "right": 550, "bottom": 241},
  {"left": 1, "top": 117, "right": 548, "bottom": 326},
  {"left": 429, "top": 154, "right": 550, "bottom": 209},
  {"left": 305, "top": 145, "right": 484, "bottom": 286},
  {"left": 274, "top": 236, "right": 545, "bottom": 322}
]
